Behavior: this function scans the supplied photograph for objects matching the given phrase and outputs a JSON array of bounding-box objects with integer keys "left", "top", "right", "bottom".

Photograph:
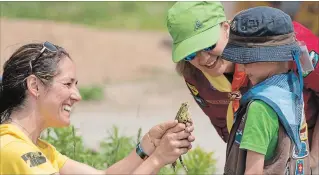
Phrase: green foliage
[
  {"left": 99, "top": 126, "right": 135, "bottom": 166},
  {"left": 41, "top": 125, "right": 216, "bottom": 174},
  {"left": 79, "top": 85, "right": 104, "bottom": 101},
  {"left": 157, "top": 146, "right": 216, "bottom": 175},
  {"left": 43, "top": 126, "right": 107, "bottom": 169},
  {"left": 0, "top": 1, "right": 174, "bottom": 31},
  {"left": 181, "top": 146, "right": 217, "bottom": 174}
]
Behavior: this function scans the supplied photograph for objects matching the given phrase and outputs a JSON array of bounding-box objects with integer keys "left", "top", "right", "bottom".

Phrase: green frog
[{"left": 172, "top": 102, "right": 192, "bottom": 172}]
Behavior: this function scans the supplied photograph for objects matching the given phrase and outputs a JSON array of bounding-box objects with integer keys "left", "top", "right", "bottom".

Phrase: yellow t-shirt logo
[{"left": 21, "top": 152, "right": 47, "bottom": 167}]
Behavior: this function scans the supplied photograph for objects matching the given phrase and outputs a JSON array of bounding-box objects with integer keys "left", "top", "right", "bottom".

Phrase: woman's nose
[{"left": 71, "top": 88, "right": 82, "bottom": 102}]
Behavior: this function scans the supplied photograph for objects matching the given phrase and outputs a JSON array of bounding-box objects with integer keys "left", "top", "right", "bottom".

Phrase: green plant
[
  {"left": 181, "top": 146, "right": 217, "bottom": 174},
  {"left": 79, "top": 85, "right": 104, "bottom": 101},
  {"left": 43, "top": 126, "right": 107, "bottom": 169},
  {"left": 42, "top": 125, "right": 217, "bottom": 174},
  {"left": 157, "top": 146, "right": 216, "bottom": 175},
  {"left": 99, "top": 125, "right": 135, "bottom": 166}
]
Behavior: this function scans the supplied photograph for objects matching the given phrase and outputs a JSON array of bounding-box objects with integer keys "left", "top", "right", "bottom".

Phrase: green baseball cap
[{"left": 166, "top": 1, "right": 226, "bottom": 63}]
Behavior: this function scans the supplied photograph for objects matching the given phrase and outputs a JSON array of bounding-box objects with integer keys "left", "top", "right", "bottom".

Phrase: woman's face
[
  {"left": 188, "top": 23, "right": 233, "bottom": 77},
  {"left": 37, "top": 57, "right": 82, "bottom": 128}
]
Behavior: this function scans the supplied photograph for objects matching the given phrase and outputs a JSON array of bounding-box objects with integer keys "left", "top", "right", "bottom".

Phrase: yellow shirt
[
  {"left": 202, "top": 71, "right": 234, "bottom": 132},
  {"left": 0, "top": 124, "right": 68, "bottom": 175}
]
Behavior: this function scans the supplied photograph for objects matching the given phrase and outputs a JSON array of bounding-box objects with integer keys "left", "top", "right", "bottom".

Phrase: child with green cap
[{"left": 166, "top": 1, "right": 249, "bottom": 143}]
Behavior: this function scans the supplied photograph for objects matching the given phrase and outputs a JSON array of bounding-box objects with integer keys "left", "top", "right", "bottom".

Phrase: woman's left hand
[{"left": 140, "top": 120, "right": 194, "bottom": 156}]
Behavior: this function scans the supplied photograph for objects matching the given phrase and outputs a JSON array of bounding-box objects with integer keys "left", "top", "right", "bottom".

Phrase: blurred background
[{"left": 0, "top": 1, "right": 318, "bottom": 174}]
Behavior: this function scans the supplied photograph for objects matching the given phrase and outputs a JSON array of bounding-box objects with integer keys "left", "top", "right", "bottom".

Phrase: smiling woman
[
  {"left": 0, "top": 42, "right": 80, "bottom": 127},
  {"left": 0, "top": 41, "right": 195, "bottom": 175}
]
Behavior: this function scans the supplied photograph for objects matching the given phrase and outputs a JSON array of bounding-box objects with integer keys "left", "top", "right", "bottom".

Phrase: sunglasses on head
[
  {"left": 36, "top": 41, "right": 58, "bottom": 60},
  {"left": 184, "top": 44, "right": 216, "bottom": 61},
  {"left": 29, "top": 41, "right": 58, "bottom": 73}
]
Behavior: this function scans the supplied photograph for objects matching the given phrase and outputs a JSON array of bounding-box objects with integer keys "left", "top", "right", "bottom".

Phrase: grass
[{"left": 0, "top": 1, "right": 174, "bottom": 31}]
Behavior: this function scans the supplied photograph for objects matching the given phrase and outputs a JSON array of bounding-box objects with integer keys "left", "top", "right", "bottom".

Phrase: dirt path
[{"left": 0, "top": 18, "right": 175, "bottom": 85}]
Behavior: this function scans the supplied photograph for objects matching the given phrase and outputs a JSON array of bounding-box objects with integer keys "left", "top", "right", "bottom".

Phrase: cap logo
[{"left": 194, "top": 19, "right": 203, "bottom": 31}]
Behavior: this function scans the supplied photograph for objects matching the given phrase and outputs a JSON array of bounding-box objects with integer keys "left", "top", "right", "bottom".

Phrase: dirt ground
[{"left": 0, "top": 18, "right": 176, "bottom": 85}]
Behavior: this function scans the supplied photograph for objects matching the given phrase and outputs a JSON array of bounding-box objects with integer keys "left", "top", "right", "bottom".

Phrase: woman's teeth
[
  {"left": 206, "top": 61, "right": 214, "bottom": 67},
  {"left": 63, "top": 105, "right": 72, "bottom": 112}
]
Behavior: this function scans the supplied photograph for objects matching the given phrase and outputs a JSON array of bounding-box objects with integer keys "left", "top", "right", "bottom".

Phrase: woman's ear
[{"left": 26, "top": 75, "right": 40, "bottom": 98}]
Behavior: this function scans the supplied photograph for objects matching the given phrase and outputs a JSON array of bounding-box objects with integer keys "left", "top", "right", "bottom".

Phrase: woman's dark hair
[{"left": 0, "top": 42, "right": 70, "bottom": 123}]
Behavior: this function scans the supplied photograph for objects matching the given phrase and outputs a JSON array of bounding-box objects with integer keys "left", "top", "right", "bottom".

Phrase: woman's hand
[
  {"left": 149, "top": 122, "right": 195, "bottom": 166},
  {"left": 140, "top": 120, "right": 194, "bottom": 156}
]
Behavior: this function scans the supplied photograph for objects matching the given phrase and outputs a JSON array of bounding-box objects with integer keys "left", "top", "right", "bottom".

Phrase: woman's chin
[{"left": 50, "top": 116, "right": 71, "bottom": 128}]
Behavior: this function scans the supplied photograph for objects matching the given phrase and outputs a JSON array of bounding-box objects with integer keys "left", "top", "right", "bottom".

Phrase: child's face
[{"left": 238, "top": 62, "right": 281, "bottom": 86}]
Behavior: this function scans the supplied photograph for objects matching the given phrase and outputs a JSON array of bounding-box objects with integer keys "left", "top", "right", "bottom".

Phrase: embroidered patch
[
  {"left": 295, "top": 159, "right": 305, "bottom": 175},
  {"left": 300, "top": 123, "right": 308, "bottom": 141},
  {"left": 21, "top": 151, "right": 47, "bottom": 167},
  {"left": 234, "top": 130, "right": 243, "bottom": 144},
  {"left": 186, "top": 82, "right": 207, "bottom": 107},
  {"left": 206, "top": 99, "right": 230, "bottom": 105},
  {"left": 302, "top": 50, "right": 318, "bottom": 77},
  {"left": 292, "top": 141, "right": 309, "bottom": 159},
  {"left": 186, "top": 82, "right": 199, "bottom": 96},
  {"left": 311, "top": 51, "right": 319, "bottom": 67},
  {"left": 193, "top": 95, "right": 208, "bottom": 107}
]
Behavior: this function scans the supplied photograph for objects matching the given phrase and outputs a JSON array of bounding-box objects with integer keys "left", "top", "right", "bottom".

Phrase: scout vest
[
  {"left": 183, "top": 64, "right": 249, "bottom": 142},
  {"left": 224, "top": 71, "right": 310, "bottom": 175}
]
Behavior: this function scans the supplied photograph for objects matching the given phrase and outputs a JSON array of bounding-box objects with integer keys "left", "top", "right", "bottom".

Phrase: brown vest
[
  {"left": 224, "top": 101, "right": 311, "bottom": 175},
  {"left": 183, "top": 67, "right": 249, "bottom": 142}
]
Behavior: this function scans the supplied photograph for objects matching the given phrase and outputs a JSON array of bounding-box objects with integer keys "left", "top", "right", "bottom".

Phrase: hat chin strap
[{"left": 292, "top": 49, "right": 304, "bottom": 100}]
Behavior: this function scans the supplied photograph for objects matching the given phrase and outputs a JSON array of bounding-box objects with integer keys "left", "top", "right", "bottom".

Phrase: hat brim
[
  {"left": 172, "top": 25, "right": 221, "bottom": 63},
  {"left": 221, "top": 43, "right": 301, "bottom": 64}
]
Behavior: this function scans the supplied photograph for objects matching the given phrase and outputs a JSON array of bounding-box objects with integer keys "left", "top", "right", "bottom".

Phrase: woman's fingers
[
  {"left": 175, "top": 130, "right": 191, "bottom": 140},
  {"left": 167, "top": 123, "right": 186, "bottom": 133},
  {"left": 185, "top": 124, "right": 194, "bottom": 133},
  {"left": 176, "top": 147, "right": 189, "bottom": 155},
  {"left": 176, "top": 140, "right": 191, "bottom": 148},
  {"left": 188, "top": 135, "right": 195, "bottom": 142}
]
